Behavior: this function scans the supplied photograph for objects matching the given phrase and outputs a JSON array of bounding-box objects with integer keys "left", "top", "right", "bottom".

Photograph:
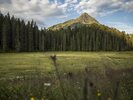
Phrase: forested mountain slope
[{"left": 0, "top": 12, "right": 132, "bottom": 52}]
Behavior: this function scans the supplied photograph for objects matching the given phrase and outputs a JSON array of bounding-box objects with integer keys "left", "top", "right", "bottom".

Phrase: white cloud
[
  {"left": 0, "top": 0, "right": 65, "bottom": 26},
  {"left": 65, "top": 0, "right": 78, "bottom": 4},
  {"left": 0, "top": 0, "right": 133, "bottom": 28},
  {"left": 75, "top": 0, "right": 133, "bottom": 17},
  {"left": 122, "top": 1, "right": 133, "bottom": 12},
  {"left": 105, "top": 22, "right": 133, "bottom": 34},
  {"left": 64, "top": 0, "right": 78, "bottom": 13}
]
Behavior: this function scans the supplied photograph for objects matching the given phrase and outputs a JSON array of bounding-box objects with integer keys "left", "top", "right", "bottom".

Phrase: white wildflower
[{"left": 44, "top": 83, "right": 51, "bottom": 86}]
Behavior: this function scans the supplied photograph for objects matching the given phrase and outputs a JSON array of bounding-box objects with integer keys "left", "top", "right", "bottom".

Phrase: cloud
[
  {"left": 0, "top": 0, "right": 65, "bottom": 26},
  {"left": 0, "top": 0, "right": 133, "bottom": 29},
  {"left": 0, "top": 0, "right": 11, "bottom": 4},
  {"left": 59, "top": 0, "right": 78, "bottom": 13},
  {"left": 65, "top": 0, "right": 78, "bottom": 4},
  {"left": 122, "top": 1, "right": 133, "bottom": 12},
  {"left": 105, "top": 22, "right": 133, "bottom": 34},
  {"left": 75, "top": 0, "right": 133, "bottom": 16}
]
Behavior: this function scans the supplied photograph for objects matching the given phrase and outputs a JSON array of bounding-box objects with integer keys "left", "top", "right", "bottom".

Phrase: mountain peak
[
  {"left": 49, "top": 12, "right": 99, "bottom": 30},
  {"left": 77, "top": 12, "right": 99, "bottom": 24},
  {"left": 80, "top": 12, "right": 90, "bottom": 18}
]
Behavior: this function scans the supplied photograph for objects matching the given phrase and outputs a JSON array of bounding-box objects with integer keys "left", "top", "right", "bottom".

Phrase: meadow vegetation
[{"left": 0, "top": 52, "right": 133, "bottom": 100}]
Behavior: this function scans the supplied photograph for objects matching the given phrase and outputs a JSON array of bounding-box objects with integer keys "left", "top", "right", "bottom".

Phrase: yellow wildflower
[
  {"left": 97, "top": 90, "right": 101, "bottom": 97},
  {"left": 97, "top": 92, "right": 101, "bottom": 96},
  {"left": 30, "top": 96, "right": 35, "bottom": 100}
]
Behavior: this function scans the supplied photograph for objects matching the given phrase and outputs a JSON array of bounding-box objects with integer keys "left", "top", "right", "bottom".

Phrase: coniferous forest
[{"left": 0, "top": 12, "right": 133, "bottom": 52}]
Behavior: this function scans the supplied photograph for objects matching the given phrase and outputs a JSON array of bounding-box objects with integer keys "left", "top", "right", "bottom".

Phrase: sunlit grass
[
  {"left": 0, "top": 52, "right": 133, "bottom": 99},
  {"left": 0, "top": 51, "right": 133, "bottom": 79}
]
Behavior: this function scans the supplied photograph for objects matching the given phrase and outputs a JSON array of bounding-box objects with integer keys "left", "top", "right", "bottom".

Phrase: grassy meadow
[{"left": 0, "top": 52, "right": 133, "bottom": 100}]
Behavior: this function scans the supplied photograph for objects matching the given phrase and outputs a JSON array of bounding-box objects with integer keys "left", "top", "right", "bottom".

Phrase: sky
[{"left": 0, "top": 0, "right": 133, "bottom": 34}]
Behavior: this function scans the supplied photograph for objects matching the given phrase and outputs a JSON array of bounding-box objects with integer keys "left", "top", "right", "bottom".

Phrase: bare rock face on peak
[
  {"left": 77, "top": 12, "right": 99, "bottom": 24},
  {"left": 49, "top": 13, "right": 99, "bottom": 30}
]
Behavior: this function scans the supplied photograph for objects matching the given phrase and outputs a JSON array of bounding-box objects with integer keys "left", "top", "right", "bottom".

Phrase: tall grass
[{"left": 0, "top": 54, "right": 133, "bottom": 100}]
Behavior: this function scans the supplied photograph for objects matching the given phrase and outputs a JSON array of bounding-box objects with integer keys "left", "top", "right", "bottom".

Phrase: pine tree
[
  {"left": 15, "top": 22, "right": 20, "bottom": 52},
  {"left": 2, "top": 17, "right": 9, "bottom": 51}
]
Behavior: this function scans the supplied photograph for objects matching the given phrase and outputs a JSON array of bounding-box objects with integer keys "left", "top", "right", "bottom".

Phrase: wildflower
[
  {"left": 97, "top": 90, "right": 101, "bottom": 97},
  {"left": 30, "top": 96, "right": 35, "bottom": 100},
  {"left": 41, "top": 98, "right": 44, "bottom": 100},
  {"left": 16, "top": 76, "right": 20, "bottom": 79},
  {"left": 44, "top": 83, "right": 51, "bottom": 86},
  {"left": 97, "top": 92, "right": 101, "bottom": 96}
]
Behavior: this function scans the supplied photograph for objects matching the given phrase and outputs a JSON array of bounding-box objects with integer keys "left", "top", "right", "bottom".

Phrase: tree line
[{"left": 0, "top": 12, "right": 133, "bottom": 52}]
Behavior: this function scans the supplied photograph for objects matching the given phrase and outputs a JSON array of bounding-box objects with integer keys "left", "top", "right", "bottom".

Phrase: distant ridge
[{"left": 49, "top": 12, "right": 99, "bottom": 30}]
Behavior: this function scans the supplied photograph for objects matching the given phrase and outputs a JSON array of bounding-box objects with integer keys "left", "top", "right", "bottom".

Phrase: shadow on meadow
[{"left": 0, "top": 55, "right": 133, "bottom": 100}]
